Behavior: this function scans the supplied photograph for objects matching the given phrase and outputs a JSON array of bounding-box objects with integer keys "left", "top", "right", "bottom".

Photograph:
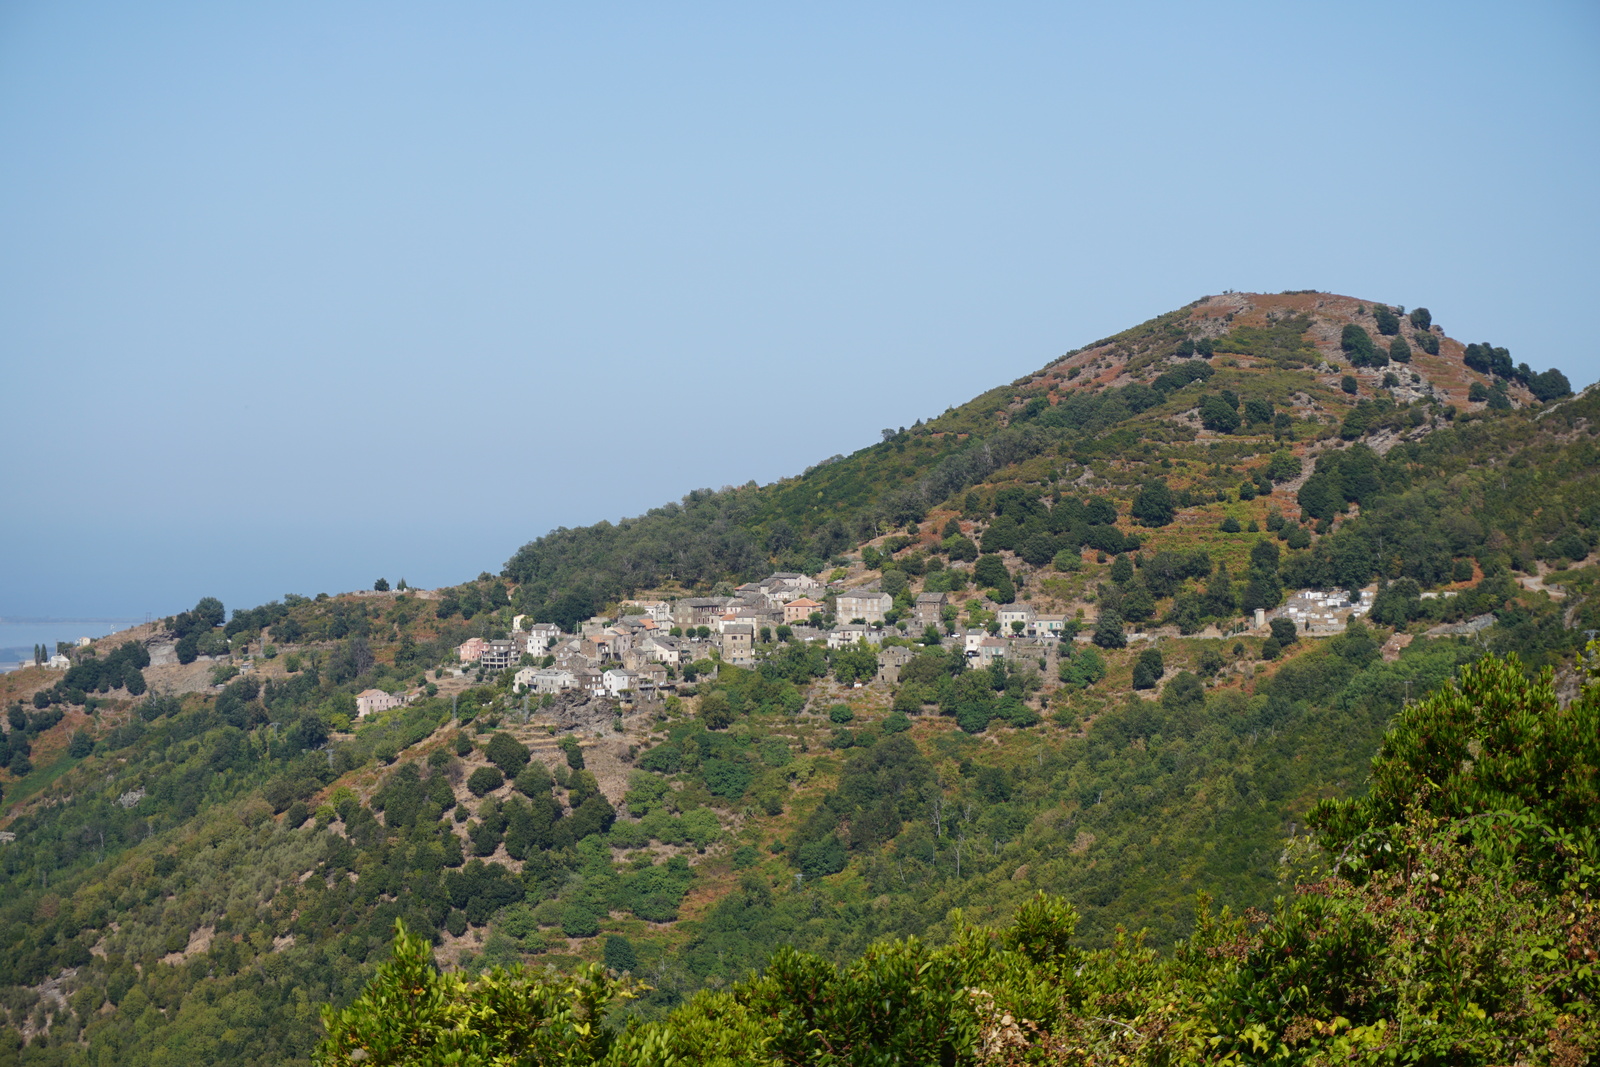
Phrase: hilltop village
[
  {"left": 0, "top": 291, "right": 1595, "bottom": 1066},
  {"left": 444, "top": 566, "right": 1384, "bottom": 711}
]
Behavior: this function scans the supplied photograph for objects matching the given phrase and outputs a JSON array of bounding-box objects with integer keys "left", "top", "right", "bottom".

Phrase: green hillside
[
  {"left": 501, "top": 291, "right": 1575, "bottom": 628},
  {"left": 317, "top": 651, "right": 1600, "bottom": 1064},
  {"left": 0, "top": 291, "right": 1594, "bottom": 1065}
]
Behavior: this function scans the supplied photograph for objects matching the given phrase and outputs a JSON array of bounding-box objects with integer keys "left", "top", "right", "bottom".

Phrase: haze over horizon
[{"left": 3, "top": 1, "right": 1597, "bottom": 625}]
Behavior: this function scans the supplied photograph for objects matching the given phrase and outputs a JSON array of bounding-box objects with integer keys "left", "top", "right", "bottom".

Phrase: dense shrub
[
  {"left": 1131, "top": 649, "right": 1164, "bottom": 689},
  {"left": 485, "top": 732, "right": 530, "bottom": 776},
  {"left": 1130, "top": 480, "right": 1175, "bottom": 527},
  {"left": 467, "top": 766, "right": 505, "bottom": 797},
  {"left": 1341, "top": 327, "right": 1387, "bottom": 370}
]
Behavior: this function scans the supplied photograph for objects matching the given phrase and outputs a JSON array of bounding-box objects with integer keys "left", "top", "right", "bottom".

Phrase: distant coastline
[{"left": 0, "top": 618, "right": 144, "bottom": 673}]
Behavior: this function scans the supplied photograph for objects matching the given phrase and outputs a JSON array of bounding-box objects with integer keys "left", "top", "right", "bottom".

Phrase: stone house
[
  {"left": 1003, "top": 638, "right": 1053, "bottom": 665},
  {"left": 913, "top": 591, "right": 948, "bottom": 625},
  {"left": 554, "top": 640, "right": 597, "bottom": 671},
  {"left": 876, "top": 645, "right": 916, "bottom": 685},
  {"left": 673, "top": 597, "right": 733, "bottom": 630},
  {"left": 598, "top": 629, "right": 636, "bottom": 657},
  {"left": 637, "top": 633, "right": 686, "bottom": 667},
  {"left": 767, "top": 572, "right": 822, "bottom": 594},
  {"left": 571, "top": 667, "right": 604, "bottom": 699},
  {"left": 623, "top": 600, "right": 674, "bottom": 627},
  {"left": 633, "top": 662, "right": 668, "bottom": 695},
  {"left": 836, "top": 588, "right": 893, "bottom": 625},
  {"left": 718, "top": 607, "right": 772, "bottom": 634},
  {"left": 720, "top": 624, "right": 755, "bottom": 667},
  {"left": 517, "top": 667, "right": 575, "bottom": 694},
  {"left": 356, "top": 689, "right": 403, "bottom": 717}
]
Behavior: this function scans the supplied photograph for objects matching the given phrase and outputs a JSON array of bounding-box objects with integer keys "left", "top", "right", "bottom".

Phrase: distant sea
[{"left": 0, "top": 618, "right": 143, "bottom": 671}]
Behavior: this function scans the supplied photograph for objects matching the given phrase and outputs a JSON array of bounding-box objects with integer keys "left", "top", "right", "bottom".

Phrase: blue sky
[{"left": 2, "top": 1, "right": 1597, "bottom": 623}]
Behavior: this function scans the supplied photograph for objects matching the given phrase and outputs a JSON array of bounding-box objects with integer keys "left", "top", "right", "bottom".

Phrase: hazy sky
[{"left": 2, "top": 1, "right": 1597, "bottom": 622}]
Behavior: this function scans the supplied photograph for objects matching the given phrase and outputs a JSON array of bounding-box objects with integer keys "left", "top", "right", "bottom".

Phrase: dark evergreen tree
[
  {"left": 1340, "top": 324, "right": 1377, "bottom": 366},
  {"left": 973, "top": 554, "right": 1009, "bottom": 589},
  {"left": 1199, "top": 395, "right": 1240, "bottom": 433},
  {"left": 1529, "top": 368, "right": 1572, "bottom": 401},
  {"left": 1130, "top": 480, "right": 1175, "bottom": 527},
  {"left": 603, "top": 935, "right": 638, "bottom": 974},
  {"left": 485, "top": 732, "right": 531, "bottom": 776},
  {"left": 1131, "top": 648, "right": 1164, "bottom": 689},
  {"left": 1091, "top": 609, "right": 1126, "bottom": 649},
  {"left": 467, "top": 766, "right": 505, "bottom": 797}
]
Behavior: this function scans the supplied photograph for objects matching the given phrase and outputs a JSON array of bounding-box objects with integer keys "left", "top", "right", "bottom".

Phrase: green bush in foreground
[{"left": 317, "top": 649, "right": 1600, "bottom": 1066}]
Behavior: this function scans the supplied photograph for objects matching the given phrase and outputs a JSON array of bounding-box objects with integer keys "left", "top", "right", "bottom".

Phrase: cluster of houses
[
  {"left": 443, "top": 571, "right": 1093, "bottom": 702},
  {"left": 1261, "top": 588, "right": 1375, "bottom": 634},
  {"left": 415, "top": 577, "right": 1393, "bottom": 714},
  {"left": 442, "top": 573, "right": 1396, "bottom": 705},
  {"left": 449, "top": 573, "right": 833, "bottom": 701}
]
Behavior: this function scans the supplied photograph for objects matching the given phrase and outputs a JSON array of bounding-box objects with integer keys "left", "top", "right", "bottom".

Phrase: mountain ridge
[{"left": 0, "top": 289, "right": 1593, "bottom": 1065}]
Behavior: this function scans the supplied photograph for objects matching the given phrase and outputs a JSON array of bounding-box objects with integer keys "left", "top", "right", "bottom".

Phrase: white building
[
  {"left": 526, "top": 623, "right": 563, "bottom": 651},
  {"left": 827, "top": 625, "right": 883, "bottom": 650},
  {"left": 998, "top": 605, "right": 1035, "bottom": 632},
  {"left": 1030, "top": 614, "right": 1069, "bottom": 637},
  {"left": 974, "top": 637, "right": 1007, "bottom": 664},
  {"left": 603, "top": 668, "right": 637, "bottom": 698}
]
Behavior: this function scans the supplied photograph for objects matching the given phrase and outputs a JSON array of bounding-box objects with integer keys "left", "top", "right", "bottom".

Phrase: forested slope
[
  {"left": 0, "top": 291, "right": 1594, "bottom": 1065},
  {"left": 318, "top": 649, "right": 1600, "bottom": 1065}
]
